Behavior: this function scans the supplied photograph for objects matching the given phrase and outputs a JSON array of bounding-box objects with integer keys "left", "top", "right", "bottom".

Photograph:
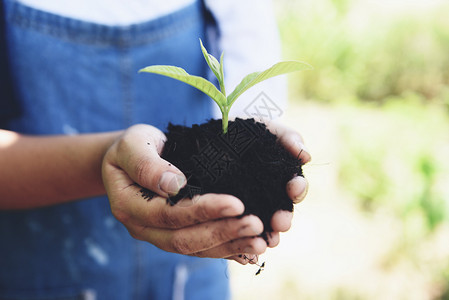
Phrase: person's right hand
[{"left": 102, "top": 124, "right": 268, "bottom": 261}]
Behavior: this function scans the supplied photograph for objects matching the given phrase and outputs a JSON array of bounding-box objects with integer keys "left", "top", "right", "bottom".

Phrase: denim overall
[{"left": 0, "top": 0, "right": 230, "bottom": 299}]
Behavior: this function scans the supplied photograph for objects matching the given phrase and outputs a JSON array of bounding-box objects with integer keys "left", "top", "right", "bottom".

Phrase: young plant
[{"left": 139, "top": 39, "right": 311, "bottom": 134}]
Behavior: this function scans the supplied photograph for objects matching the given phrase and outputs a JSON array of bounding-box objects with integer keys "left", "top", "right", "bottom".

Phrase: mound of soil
[{"left": 145, "top": 118, "right": 303, "bottom": 237}]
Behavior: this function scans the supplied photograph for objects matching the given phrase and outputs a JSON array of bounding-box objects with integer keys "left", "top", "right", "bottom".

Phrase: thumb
[{"left": 110, "top": 124, "right": 186, "bottom": 198}]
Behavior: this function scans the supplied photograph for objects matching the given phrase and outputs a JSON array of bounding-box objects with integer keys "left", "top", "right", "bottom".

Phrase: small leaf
[
  {"left": 219, "top": 52, "right": 226, "bottom": 95},
  {"left": 200, "top": 39, "right": 222, "bottom": 85},
  {"left": 139, "top": 65, "right": 226, "bottom": 107},
  {"left": 226, "top": 61, "right": 313, "bottom": 107}
]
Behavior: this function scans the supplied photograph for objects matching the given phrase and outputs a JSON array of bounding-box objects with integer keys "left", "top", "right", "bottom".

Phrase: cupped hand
[
  {"left": 270, "top": 121, "right": 311, "bottom": 229},
  {"left": 268, "top": 120, "right": 311, "bottom": 202},
  {"left": 269, "top": 120, "right": 311, "bottom": 232},
  {"left": 102, "top": 124, "right": 269, "bottom": 261},
  {"left": 224, "top": 120, "right": 311, "bottom": 265}
]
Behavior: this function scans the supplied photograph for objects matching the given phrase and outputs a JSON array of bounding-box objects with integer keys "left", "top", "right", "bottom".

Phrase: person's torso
[{"left": 0, "top": 1, "right": 229, "bottom": 299}]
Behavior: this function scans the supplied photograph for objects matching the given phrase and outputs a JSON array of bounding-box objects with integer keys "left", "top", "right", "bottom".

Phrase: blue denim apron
[{"left": 0, "top": 1, "right": 230, "bottom": 299}]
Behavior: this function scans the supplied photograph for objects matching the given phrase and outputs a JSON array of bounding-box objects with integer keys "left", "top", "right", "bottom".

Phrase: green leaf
[
  {"left": 226, "top": 61, "right": 313, "bottom": 107},
  {"left": 200, "top": 39, "right": 222, "bottom": 84},
  {"left": 200, "top": 39, "right": 226, "bottom": 96},
  {"left": 139, "top": 65, "right": 226, "bottom": 107},
  {"left": 219, "top": 52, "right": 226, "bottom": 96}
]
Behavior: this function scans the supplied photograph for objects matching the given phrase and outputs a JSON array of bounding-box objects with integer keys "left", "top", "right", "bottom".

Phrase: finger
[
  {"left": 265, "top": 231, "right": 280, "bottom": 248},
  {"left": 137, "top": 192, "right": 245, "bottom": 229},
  {"left": 229, "top": 255, "right": 248, "bottom": 265},
  {"left": 228, "top": 254, "right": 259, "bottom": 265},
  {"left": 150, "top": 193, "right": 246, "bottom": 229},
  {"left": 265, "top": 121, "right": 311, "bottom": 164},
  {"left": 193, "top": 237, "right": 267, "bottom": 258},
  {"left": 286, "top": 176, "right": 309, "bottom": 203},
  {"left": 112, "top": 124, "right": 187, "bottom": 197},
  {"left": 105, "top": 170, "right": 245, "bottom": 229},
  {"left": 271, "top": 210, "right": 293, "bottom": 233},
  {"left": 281, "top": 132, "right": 312, "bottom": 165},
  {"left": 131, "top": 215, "right": 264, "bottom": 255}
]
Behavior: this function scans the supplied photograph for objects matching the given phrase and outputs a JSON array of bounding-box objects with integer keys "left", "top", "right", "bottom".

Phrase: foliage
[
  {"left": 140, "top": 40, "right": 311, "bottom": 133},
  {"left": 331, "top": 98, "right": 449, "bottom": 299},
  {"left": 277, "top": 0, "right": 449, "bottom": 106},
  {"left": 337, "top": 98, "right": 449, "bottom": 233},
  {"left": 237, "top": 1, "right": 449, "bottom": 299}
]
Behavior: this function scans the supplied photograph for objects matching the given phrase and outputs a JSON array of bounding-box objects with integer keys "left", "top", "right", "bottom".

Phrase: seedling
[{"left": 139, "top": 39, "right": 312, "bottom": 134}]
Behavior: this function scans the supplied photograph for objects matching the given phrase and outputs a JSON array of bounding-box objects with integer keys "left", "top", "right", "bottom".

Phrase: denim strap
[{"left": 0, "top": 0, "right": 21, "bottom": 126}]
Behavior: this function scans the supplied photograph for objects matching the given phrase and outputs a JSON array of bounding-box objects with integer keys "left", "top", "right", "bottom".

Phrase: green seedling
[{"left": 139, "top": 39, "right": 312, "bottom": 134}]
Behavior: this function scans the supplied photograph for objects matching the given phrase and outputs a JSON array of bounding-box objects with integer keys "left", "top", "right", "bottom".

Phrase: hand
[
  {"left": 102, "top": 124, "right": 268, "bottom": 260},
  {"left": 230, "top": 120, "right": 311, "bottom": 265},
  {"left": 267, "top": 120, "right": 311, "bottom": 203}
]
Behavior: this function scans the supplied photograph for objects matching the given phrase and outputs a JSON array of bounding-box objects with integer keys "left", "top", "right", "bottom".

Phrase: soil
[{"left": 143, "top": 118, "right": 303, "bottom": 238}]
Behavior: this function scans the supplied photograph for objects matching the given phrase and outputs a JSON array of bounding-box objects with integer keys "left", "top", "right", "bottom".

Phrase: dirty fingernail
[
  {"left": 296, "top": 141, "right": 312, "bottom": 164},
  {"left": 238, "top": 216, "right": 263, "bottom": 237},
  {"left": 158, "top": 172, "right": 186, "bottom": 196},
  {"left": 241, "top": 254, "right": 258, "bottom": 264},
  {"left": 247, "top": 254, "right": 259, "bottom": 264},
  {"left": 239, "top": 225, "right": 261, "bottom": 237},
  {"left": 287, "top": 176, "right": 308, "bottom": 203},
  {"left": 295, "top": 177, "right": 309, "bottom": 203}
]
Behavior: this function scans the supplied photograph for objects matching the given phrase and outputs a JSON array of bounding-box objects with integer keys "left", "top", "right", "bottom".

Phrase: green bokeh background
[{"left": 231, "top": 1, "right": 449, "bottom": 299}]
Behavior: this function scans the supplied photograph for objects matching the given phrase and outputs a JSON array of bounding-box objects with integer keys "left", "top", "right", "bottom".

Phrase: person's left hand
[{"left": 229, "top": 121, "right": 311, "bottom": 265}]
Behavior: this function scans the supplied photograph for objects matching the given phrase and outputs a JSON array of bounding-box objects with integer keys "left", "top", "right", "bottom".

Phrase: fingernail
[
  {"left": 221, "top": 207, "right": 240, "bottom": 217},
  {"left": 220, "top": 197, "right": 244, "bottom": 217},
  {"left": 296, "top": 140, "right": 312, "bottom": 164},
  {"left": 242, "top": 254, "right": 258, "bottom": 264},
  {"left": 158, "top": 172, "right": 186, "bottom": 196},
  {"left": 295, "top": 177, "right": 309, "bottom": 203},
  {"left": 238, "top": 216, "right": 263, "bottom": 236},
  {"left": 239, "top": 225, "right": 261, "bottom": 237}
]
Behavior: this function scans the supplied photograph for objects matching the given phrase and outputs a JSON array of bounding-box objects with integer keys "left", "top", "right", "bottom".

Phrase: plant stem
[
  {"left": 219, "top": 82, "right": 226, "bottom": 98},
  {"left": 222, "top": 107, "right": 229, "bottom": 134}
]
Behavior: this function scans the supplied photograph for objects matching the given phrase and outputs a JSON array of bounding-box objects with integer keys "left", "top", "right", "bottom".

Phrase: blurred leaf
[{"left": 278, "top": 0, "right": 449, "bottom": 105}]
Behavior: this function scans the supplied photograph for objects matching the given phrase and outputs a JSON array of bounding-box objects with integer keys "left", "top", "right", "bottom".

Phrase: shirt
[{"left": 16, "top": 0, "right": 287, "bottom": 119}]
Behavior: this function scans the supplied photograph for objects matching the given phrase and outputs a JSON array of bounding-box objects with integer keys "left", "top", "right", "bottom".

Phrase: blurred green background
[{"left": 230, "top": 0, "right": 449, "bottom": 299}]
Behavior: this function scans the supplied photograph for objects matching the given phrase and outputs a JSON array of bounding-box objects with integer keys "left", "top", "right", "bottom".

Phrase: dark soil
[{"left": 144, "top": 118, "right": 303, "bottom": 238}]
